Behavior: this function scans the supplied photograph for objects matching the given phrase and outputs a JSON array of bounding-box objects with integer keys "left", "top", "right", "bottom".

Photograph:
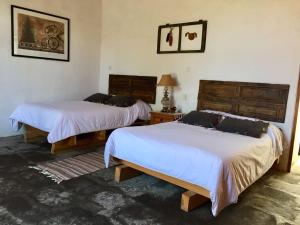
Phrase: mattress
[
  {"left": 9, "top": 100, "right": 151, "bottom": 143},
  {"left": 104, "top": 121, "right": 283, "bottom": 216}
]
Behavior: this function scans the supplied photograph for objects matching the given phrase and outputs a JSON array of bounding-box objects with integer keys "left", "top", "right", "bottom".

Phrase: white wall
[
  {"left": 99, "top": 0, "right": 300, "bottom": 170},
  {"left": 0, "top": 0, "right": 102, "bottom": 136}
]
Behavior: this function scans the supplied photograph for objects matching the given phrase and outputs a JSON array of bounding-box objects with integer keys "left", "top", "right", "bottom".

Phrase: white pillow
[{"left": 200, "top": 109, "right": 257, "bottom": 121}]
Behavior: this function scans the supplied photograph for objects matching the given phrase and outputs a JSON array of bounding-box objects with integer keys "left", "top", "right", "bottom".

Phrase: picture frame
[
  {"left": 157, "top": 20, "right": 207, "bottom": 54},
  {"left": 157, "top": 25, "right": 180, "bottom": 53},
  {"left": 11, "top": 5, "right": 70, "bottom": 61}
]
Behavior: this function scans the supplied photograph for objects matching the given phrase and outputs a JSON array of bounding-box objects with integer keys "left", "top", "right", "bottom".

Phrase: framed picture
[
  {"left": 157, "top": 25, "right": 180, "bottom": 53},
  {"left": 157, "top": 20, "right": 207, "bottom": 54},
  {"left": 180, "top": 22, "right": 207, "bottom": 53},
  {"left": 11, "top": 5, "right": 70, "bottom": 61}
]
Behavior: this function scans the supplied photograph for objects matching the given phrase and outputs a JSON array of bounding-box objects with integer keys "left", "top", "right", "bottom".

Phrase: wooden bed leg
[
  {"left": 115, "top": 165, "right": 143, "bottom": 182},
  {"left": 24, "top": 124, "right": 48, "bottom": 143},
  {"left": 181, "top": 191, "right": 209, "bottom": 212},
  {"left": 95, "top": 131, "right": 106, "bottom": 141},
  {"left": 51, "top": 136, "right": 77, "bottom": 154}
]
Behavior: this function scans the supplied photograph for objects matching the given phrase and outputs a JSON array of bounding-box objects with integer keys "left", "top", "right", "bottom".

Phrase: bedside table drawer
[
  {"left": 151, "top": 116, "right": 173, "bottom": 124},
  {"left": 150, "top": 112, "right": 184, "bottom": 125}
]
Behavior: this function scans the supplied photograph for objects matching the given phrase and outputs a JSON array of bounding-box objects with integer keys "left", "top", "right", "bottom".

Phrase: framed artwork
[
  {"left": 157, "top": 25, "right": 180, "bottom": 53},
  {"left": 157, "top": 20, "right": 207, "bottom": 54},
  {"left": 11, "top": 5, "right": 70, "bottom": 61},
  {"left": 180, "top": 22, "right": 206, "bottom": 53}
]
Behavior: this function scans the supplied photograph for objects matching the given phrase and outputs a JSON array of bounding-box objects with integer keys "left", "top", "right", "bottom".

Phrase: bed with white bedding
[
  {"left": 9, "top": 100, "right": 151, "bottom": 143},
  {"left": 8, "top": 74, "right": 157, "bottom": 153},
  {"left": 104, "top": 121, "right": 283, "bottom": 216},
  {"left": 104, "top": 79, "right": 289, "bottom": 216}
]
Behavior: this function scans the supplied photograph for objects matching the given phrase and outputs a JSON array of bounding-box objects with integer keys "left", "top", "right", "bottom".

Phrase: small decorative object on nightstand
[
  {"left": 157, "top": 74, "right": 177, "bottom": 112},
  {"left": 150, "top": 111, "right": 184, "bottom": 125}
]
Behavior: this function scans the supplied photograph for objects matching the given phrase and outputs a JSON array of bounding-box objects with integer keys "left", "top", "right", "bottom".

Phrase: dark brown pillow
[
  {"left": 178, "top": 111, "right": 220, "bottom": 128},
  {"left": 106, "top": 95, "right": 136, "bottom": 107},
  {"left": 84, "top": 93, "right": 112, "bottom": 104},
  {"left": 216, "top": 117, "right": 269, "bottom": 138}
]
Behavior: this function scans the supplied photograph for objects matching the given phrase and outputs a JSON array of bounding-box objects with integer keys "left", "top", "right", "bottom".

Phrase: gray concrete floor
[{"left": 0, "top": 135, "right": 299, "bottom": 225}]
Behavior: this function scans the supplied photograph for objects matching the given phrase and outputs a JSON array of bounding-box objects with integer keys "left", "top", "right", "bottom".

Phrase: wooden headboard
[
  {"left": 109, "top": 74, "right": 157, "bottom": 104},
  {"left": 197, "top": 80, "right": 290, "bottom": 123}
]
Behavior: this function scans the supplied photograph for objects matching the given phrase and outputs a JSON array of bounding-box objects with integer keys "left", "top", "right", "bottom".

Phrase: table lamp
[{"left": 157, "top": 74, "right": 177, "bottom": 112}]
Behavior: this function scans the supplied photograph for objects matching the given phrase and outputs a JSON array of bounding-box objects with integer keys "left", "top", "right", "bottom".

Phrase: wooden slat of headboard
[
  {"left": 109, "top": 74, "right": 157, "bottom": 104},
  {"left": 197, "top": 80, "right": 290, "bottom": 123}
]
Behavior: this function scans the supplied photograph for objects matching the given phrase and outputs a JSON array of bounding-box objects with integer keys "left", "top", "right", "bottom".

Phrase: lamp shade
[{"left": 157, "top": 74, "right": 177, "bottom": 87}]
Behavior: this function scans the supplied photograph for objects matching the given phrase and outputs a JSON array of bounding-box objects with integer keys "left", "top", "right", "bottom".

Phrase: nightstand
[{"left": 150, "top": 112, "right": 184, "bottom": 125}]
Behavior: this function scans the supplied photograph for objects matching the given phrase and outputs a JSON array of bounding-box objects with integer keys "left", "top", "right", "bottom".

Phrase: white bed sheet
[
  {"left": 104, "top": 122, "right": 283, "bottom": 216},
  {"left": 9, "top": 100, "right": 151, "bottom": 143}
]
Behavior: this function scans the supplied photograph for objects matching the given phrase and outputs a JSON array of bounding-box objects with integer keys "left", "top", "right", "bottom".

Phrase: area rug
[{"left": 30, "top": 151, "right": 117, "bottom": 184}]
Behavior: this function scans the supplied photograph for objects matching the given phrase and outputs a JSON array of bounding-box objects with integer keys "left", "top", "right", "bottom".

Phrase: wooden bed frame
[
  {"left": 114, "top": 79, "right": 290, "bottom": 212},
  {"left": 24, "top": 124, "right": 107, "bottom": 154},
  {"left": 114, "top": 158, "right": 210, "bottom": 212},
  {"left": 197, "top": 80, "right": 289, "bottom": 123},
  {"left": 23, "top": 74, "right": 157, "bottom": 154},
  {"left": 109, "top": 74, "right": 157, "bottom": 104}
]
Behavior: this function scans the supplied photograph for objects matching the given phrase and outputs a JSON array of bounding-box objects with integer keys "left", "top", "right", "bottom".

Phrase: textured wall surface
[{"left": 0, "top": 0, "right": 102, "bottom": 136}]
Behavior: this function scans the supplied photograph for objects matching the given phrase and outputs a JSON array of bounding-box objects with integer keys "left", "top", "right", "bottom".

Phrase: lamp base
[
  {"left": 161, "top": 107, "right": 169, "bottom": 113},
  {"left": 161, "top": 87, "right": 170, "bottom": 113}
]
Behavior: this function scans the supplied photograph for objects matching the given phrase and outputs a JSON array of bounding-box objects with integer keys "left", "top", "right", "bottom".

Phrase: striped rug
[{"left": 30, "top": 151, "right": 117, "bottom": 184}]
